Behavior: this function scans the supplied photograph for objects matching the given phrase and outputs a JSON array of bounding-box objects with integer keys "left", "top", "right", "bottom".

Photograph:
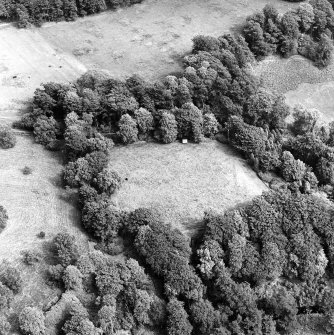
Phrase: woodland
[{"left": 2, "top": 0, "right": 334, "bottom": 335}]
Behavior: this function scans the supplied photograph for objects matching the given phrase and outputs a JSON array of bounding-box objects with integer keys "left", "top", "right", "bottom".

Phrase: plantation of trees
[{"left": 3, "top": 0, "right": 334, "bottom": 334}]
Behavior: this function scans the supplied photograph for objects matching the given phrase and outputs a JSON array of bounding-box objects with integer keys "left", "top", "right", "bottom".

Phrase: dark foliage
[{"left": 1, "top": 0, "right": 144, "bottom": 27}]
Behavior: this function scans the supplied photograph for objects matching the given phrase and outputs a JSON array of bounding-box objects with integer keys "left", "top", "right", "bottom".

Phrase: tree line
[{"left": 0, "top": 0, "right": 143, "bottom": 27}]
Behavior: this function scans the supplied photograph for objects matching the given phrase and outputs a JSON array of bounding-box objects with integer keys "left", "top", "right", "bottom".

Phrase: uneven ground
[
  {"left": 0, "top": 25, "right": 88, "bottom": 322},
  {"left": 109, "top": 140, "right": 267, "bottom": 237},
  {"left": 254, "top": 55, "right": 334, "bottom": 122},
  {"left": 40, "top": 0, "right": 298, "bottom": 80}
]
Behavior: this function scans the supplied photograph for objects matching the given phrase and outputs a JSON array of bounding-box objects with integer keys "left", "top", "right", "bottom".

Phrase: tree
[
  {"left": 63, "top": 265, "right": 83, "bottom": 291},
  {"left": 291, "top": 104, "right": 319, "bottom": 135},
  {"left": 243, "top": 20, "right": 272, "bottom": 57},
  {"left": 53, "top": 233, "right": 79, "bottom": 267},
  {"left": 19, "top": 307, "right": 45, "bottom": 335},
  {"left": 189, "top": 299, "right": 222, "bottom": 334},
  {"left": 93, "top": 169, "right": 122, "bottom": 195},
  {"left": 0, "top": 315, "right": 10, "bottom": 335},
  {"left": 203, "top": 113, "right": 219, "bottom": 138},
  {"left": 159, "top": 111, "right": 178, "bottom": 144},
  {"left": 63, "top": 151, "right": 109, "bottom": 188},
  {"left": 294, "top": 3, "right": 315, "bottom": 32},
  {"left": 166, "top": 299, "right": 193, "bottom": 335},
  {"left": 280, "top": 12, "right": 300, "bottom": 39},
  {"left": 174, "top": 103, "right": 204, "bottom": 143},
  {"left": 0, "top": 125, "right": 16, "bottom": 149},
  {"left": 314, "top": 34, "right": 333, "bottom": 67},
  {"left": 134, "top": 107, "right": 154, "bottom": 139},
  {"left": 118, "top": 114, "right": 138, "bottom": 144},
  {"left": 33, "top": 116, "right": 60, "bottom": 148},
  {"left": 280, "top": 151, "right": 306, "bottom": 182},
  {"left": 63, "top": 315, "right": 98, "bottom": 335}
]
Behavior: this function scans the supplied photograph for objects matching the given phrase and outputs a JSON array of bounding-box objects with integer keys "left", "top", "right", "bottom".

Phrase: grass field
[
  {"left": 39, "top": 0, "right": 298, "bottom": 80},
  {"left": 254, "top": 55, "right": 334, "bottom": 122},
  {"left": 109, "top": 140, "right": 267, "bottom": 236},
  {"left": 0, "top": 25, "right": 89, "bottom": 321},
  {"left": 0, "top": 133, "right": 89, "bottom": 324}
]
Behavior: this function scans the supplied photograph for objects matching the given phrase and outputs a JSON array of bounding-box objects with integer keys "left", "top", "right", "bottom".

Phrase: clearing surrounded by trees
[
  {"left": 4, "top": 0, "right": 334, "bottom": 334},
  {"left": 109, "top": 140, "right": 267, "bottom": 236}
]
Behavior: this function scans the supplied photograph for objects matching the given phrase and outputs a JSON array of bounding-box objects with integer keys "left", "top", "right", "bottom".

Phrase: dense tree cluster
[
  {"left": 0, "top": 0, "right": 144, "bottom": 27},
  {"left": 194, "top": 190, "right": 334, "bottom": 334},
  {"left": 242, "top": 1, "right": 334, "bottom": 67}
]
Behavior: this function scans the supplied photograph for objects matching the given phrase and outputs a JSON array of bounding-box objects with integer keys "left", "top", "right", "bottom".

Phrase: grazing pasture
[
  {"left": 109, "top": 140, "right": 267, "bottom": 236},
  {"left": 40, "top": 0, "right": 298, "bottom": 80},
  {"left": 0, "top": 25, "right": 88, "bottom": 315},
  {"left": 254, "top": 55, "right": 334, "bottom": 122}
]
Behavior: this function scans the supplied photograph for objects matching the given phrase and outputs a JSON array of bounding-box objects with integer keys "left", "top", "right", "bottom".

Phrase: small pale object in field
[{"left": 182, "top": 139, "right": 188, "bottom": 144}]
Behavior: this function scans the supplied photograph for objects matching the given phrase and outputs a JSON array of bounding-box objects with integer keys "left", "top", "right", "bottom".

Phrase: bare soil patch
[
  {"left": 109, "top": 140, "right": 267, "bottom": 236},
  {"left": 39, "top": 0, "right": 298, "bottom": 81}
]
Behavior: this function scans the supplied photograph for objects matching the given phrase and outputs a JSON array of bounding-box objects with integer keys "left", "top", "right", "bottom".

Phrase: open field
[
  {"left": 109, "top": 140, "right": 267, "bottom": 236},
  {"left": 0, "top": 25, "right": 86, "bottom": 124},
  {"left": 0, "top": 25, "right": 89, "bottom": 319},
  {"left": 39, "top": 0, "right": 298, "bottom": 80},
  {"left": 254, "top": 55, "right": 334, "bottom": 122},
  {"left": 0, "top": 133, "right": 90, "bottom": 331}
]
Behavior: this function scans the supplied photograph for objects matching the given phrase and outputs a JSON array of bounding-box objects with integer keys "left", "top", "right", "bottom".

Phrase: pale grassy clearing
[
  {"left": 0, "top": 25, "right": 88, "bottom": 319},
  {"left": 0, "top": 133, "right": 89, "bottom": 322},
  {"left": 0, "top": 25, "right": 86, "bottom": 124},
  {"left": 254, "top": 55, "right": 334, "bottom": 122},
  {"left": 39, "top": 0, "right": 298, "bottom": 81},
  {"left": 109, "top": 139, "right": 267, "bottom": 237}
]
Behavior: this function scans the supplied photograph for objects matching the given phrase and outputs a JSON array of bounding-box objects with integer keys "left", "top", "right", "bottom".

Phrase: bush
[
  {"left": 22, "top": 250, "right": 41, "bottom": 266},
  {"left": 0, "top": 125, "right": 16, "bottom": 149},
  {"left": 22, "top": 166, "right": 32, "bottom": 175},
  {"left": 37, "top": 231, "right": 45, "bottom": 239},
  {"left": 118, "top": 113, "right": 138, "bottom": 144},
  {"left": 0, "top": 261, "right": 22, "bottom": 294},
  {"left": 47, "top": 264, "right": 64, "bottom": 285},
  {"left": 0, "top": 283, "right": 13, "bottom": 311},
  {"left": 19, "top": 307, "right": 45, "bottom": 335},
  {"left": 0, "top": 206, "right": 8, "bottom": 233}
]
